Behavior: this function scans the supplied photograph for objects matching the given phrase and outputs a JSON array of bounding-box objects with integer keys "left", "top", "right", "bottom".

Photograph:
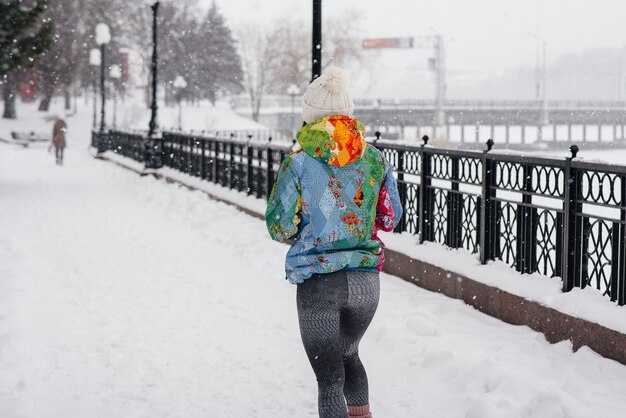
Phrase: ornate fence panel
[
  {"left": 100, "top": 129, "right": 626, "bottom": 306},
  {"left": 373, "top": 142, "right": 421, "bottom": 235},
  {"left": 159, "top": 131, "right": 291, "bottom": 200},
  {"left": 486, "top": 154, "right": 565, "bottom": 278},
  {"left": 374, "top": 138, "right": 625, "bottom": 306},
  {"left": 566, "top": 161, "right": 626, "bottom": 305}
]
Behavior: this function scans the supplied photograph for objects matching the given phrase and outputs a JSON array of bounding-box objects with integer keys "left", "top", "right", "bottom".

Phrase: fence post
[
  {"left": 254, "top": 148, "right": 262, "bottom": 199},
  {"left": 562, "top": 145, "right": 581, "bottom": 292},
  {"left": 266, "top": 140, "right": 274, "bottom": 199},
  {"left": 200, "top": 139, "right": 206, "bottom": 180},
  {"left": 446, "top": 155, "right": 463, "bottom": 248},
  {"left": 215, "top": 140, "right": 222, "bottom": 185},
  {"left": 196, "top": 137, "right": 202, "bottom": 177},
  {"left": 617, "top": 174, "right": 626, "bottom": 305},
  {"left": 247, "top": 142, "right": 254, "bottom": 196},
  {"left": 394, "top": 147, "right": 406, "bottom": 234},
  {"left": 188, "top": 136, "right": 194, "bottom": 175},
  {"left": 211, "top": 140, "right": 218, "bottom": 183},
  {"left": 516, "top": 163, "right": 537, "bottom": 274},
  {"left": 177, "top": 135, "right": 184, "bottom": 172},
  {"left": 229, "top": 142, "right": 235, "bottom": 189},
  {"left": 418, "top": 135, "right": 431, "bottom": 242},
  {"left": 480, "top": 139, "right": 495, "bottom": 264}
]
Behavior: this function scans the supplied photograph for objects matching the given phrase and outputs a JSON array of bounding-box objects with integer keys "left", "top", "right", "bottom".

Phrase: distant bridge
[
  {"left": 236, "top": 98, "right": 626, "bottom": 143},
  {"left": 352, "top": 99, "right": 626, "bottom": 126}
]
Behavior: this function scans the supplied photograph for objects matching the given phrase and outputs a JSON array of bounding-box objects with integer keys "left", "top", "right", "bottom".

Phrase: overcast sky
[
  {"left": 201, "top": 0, "right": 626, "bottom": 72},
  {"left": 197, "top": 0, "right": 626, "bottom": 99}
]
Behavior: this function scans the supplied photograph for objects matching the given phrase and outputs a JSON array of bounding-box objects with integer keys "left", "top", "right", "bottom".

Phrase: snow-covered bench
[{"left": 10, "top": 131, "right": 49, "bottom": 147}]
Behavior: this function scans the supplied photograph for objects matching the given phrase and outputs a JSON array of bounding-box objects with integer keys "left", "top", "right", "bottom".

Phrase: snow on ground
[
  {"left": 0, "top": 101, "right": 70, "bottom": 145},
  {"left": 0, "top": 97, "right": 268, "bottom": 147},
  {"left": 2, "top": 107, "right": 626, "bottom": 417},
  {"left": 113, "top": 97, "right": 268, "bottom": 132}
]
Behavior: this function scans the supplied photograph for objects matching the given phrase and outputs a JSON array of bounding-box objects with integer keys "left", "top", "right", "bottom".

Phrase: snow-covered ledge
[
  {"left": 100, "top": 150, "right": 626, "bottom": 365},
  {"left": 380, "top": 242, "right": 626, "bottom": 366},
  {"left": 380, "top": 232, "right": 626, "bottom": 335}
]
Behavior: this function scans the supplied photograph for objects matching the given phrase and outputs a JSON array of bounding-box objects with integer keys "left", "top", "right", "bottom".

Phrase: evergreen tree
[
  {"left": 157, "top": 1, "right": 242, "bottom": 106},
  {"left": 1, "top": 0, "right": 53, "bottom": 118},
  {"left": 36, "top": 0, "right": 83, "bottom": 111},
  {"left": 157, "top": 2, "right": 196, "bottom": 105},
  {"left": 198, "top": 2, "right": 243, "bottom": 104}
]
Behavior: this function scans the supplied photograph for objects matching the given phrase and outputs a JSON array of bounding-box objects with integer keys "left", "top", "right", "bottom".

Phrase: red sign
[{"left": 362, "top": 37, "right": 414, "bottom": 49}]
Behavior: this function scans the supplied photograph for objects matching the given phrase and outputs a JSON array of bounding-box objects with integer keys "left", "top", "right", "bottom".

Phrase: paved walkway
[{"left": 1, "top": 143, "right": 626, "bottom": 418}]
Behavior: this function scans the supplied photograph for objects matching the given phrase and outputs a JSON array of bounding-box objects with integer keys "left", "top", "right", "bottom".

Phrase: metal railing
[
  {"left": 377, "top": 136, "right": 625, "bottom": 305},
  {"left": 95, "top": 130, "right": 626, "bottom": 306},
  {"left": 160, "top": 131, "right": 292, "bottom": 198}
]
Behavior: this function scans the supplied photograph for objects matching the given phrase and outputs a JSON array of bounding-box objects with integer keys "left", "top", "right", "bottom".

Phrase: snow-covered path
[{"left": 2, "top": 142, "right": 626, "bottom": 418}]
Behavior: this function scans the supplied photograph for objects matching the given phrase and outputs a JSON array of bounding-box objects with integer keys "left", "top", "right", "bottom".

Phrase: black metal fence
[
  {"left": 94, "top": 130, "right": 626, "bottom": 306},
  {"left": 160, "top": 131, "right": 291, "bottom": 198},
  {"left": 380, "top": 137, "right": 625, "bottom": 306}
]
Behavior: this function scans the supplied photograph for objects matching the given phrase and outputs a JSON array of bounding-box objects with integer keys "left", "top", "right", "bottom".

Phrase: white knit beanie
[{"left": 301, "top": 66, "right": 354, "bottom": 123}]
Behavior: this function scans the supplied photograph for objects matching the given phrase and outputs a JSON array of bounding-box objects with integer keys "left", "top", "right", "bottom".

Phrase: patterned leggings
[{"left": 297, "top": 270, "right": 380, "bottom": 418}]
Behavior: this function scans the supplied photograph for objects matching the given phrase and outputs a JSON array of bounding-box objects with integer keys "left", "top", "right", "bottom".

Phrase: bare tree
[
  {"left": 264, "top": 19, "right": 310, "bottom": 94},
  {"left": 237, "top": 10, "right": 369, "bottom": 116},
  {"left": 237, "top": 25, "right": 275, "bottom": 122},
  {"left": 324, "top": 10, "right": 368, "bottom": 69}
]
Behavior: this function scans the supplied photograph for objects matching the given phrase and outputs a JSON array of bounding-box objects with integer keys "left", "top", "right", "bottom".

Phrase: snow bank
[
  {"left": 2, "top": 141, "right": 626, "bottom": 417},
  {"left": 115, "top": 98, "right": 268, "bottom": 132}
]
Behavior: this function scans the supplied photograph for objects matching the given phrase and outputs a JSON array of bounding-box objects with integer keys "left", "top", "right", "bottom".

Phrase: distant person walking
[
  {"left": 265, "top": 67, "right": 402, "bottom": 418},
  {"left": 51, "top": 117, "right": 67, "bottom": 165}
]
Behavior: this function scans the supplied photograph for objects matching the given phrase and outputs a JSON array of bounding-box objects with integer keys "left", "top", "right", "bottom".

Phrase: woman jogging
[{"left": 265, "top": 67, "right": 403, "bottom": 418}]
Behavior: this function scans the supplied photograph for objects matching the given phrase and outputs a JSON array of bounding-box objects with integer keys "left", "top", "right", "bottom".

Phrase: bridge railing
[{"left": 95, "top": 129, "right": 626, "bottom": 306}]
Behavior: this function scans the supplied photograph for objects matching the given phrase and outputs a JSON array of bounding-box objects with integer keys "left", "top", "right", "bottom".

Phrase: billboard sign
[{"left": 362, "top": 37, "right": 414, "bottom": 49}]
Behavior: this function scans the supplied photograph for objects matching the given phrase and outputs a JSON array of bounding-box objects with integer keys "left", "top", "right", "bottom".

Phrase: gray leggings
[{"left": 297, "top": 270, "right": 380, "bottom": 418}]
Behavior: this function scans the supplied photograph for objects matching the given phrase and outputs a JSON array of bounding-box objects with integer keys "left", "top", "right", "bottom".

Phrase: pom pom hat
[{"left": 301, "top": 66, "right": 355, "bottom": 123}]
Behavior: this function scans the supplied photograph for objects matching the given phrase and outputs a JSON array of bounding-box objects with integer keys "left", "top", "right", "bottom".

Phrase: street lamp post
[
  {"left": 173, "top": 75, "right": 187, "bottom": 130},
  {"left": 530, "top": 33, "right": 549, "bottom": 127},
  {"left": 286, "top": 84, "right": 300, "bottom": 136},
  {"left": 89, "top": 48, "right": 101, "bottom": 132},
  {"left": 539, "top": 39, "right": 548, "bottom": 126},
  {"left": 145, "top": 0, "right": 162, "bottom": 169},
  {"left": 312, "top": 0, "right": 322, "bottom": 81},
  {"left": 95, "top": 23, "right": 111, "bottom": 154},
  {"left": 109, "top": 64, "right": 122, "bottom": 129}
]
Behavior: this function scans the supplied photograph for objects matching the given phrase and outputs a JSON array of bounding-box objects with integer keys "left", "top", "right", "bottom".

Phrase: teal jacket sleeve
[{"left": 265, "top": 155, "right": 302, "bottom": 243}]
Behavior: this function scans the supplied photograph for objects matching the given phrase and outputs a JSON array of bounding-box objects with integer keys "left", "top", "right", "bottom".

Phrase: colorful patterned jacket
[{"left": 265, "top": 115, "right": 403, "bottom": 284}]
